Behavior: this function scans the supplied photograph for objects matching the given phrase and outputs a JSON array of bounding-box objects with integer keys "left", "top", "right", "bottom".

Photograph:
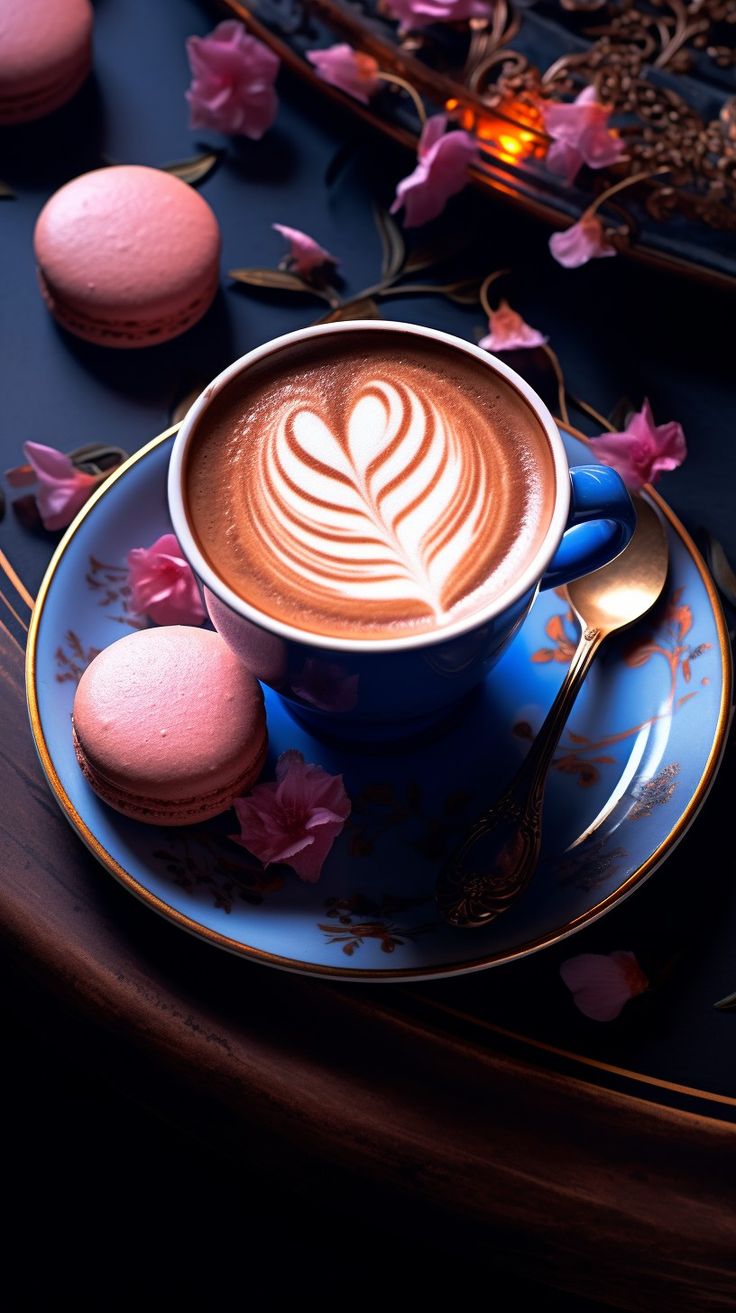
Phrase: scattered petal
[
  {"left": 383, "top": 0, "right": 494, "bottom": 32},
  {"left": 590, "top": 400, "right": 687, "bottom": 490},
  {"left": 306, "top": 44, "right": 380, "bottom": 105},
  {"left": 560, "top": 951, "right": 648, "bottom": 1021},
  {"left": 391, "top": 114, "right": 478, "bottom": 228},
  {"left": 479, "top": 299, "right": 547, "bottom": 352},
  {"left": 185, "top": 20, "right": 279, "bottom": 140},
  {"left": 549, "top": 212, "right": 616, "bottom": 268},
  {"left": 127, "top": 532, "right": 206, "bottom": 626},
  {"left": 272, "top": 223, "right": 337, "bottom": 277},
  {"left": 542, "top": 86, "right": 625, "bottom": 185},
  {"left": 231, "top": 750, "right": 351, "bottom": 882},
  {"left": 22, "top": 442, "right": 98, "bottom": 531}
]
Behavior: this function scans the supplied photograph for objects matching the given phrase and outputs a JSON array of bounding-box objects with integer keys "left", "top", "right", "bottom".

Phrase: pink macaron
[
  {"left": 0, "top": 0, "right": 93, "bottom": 125},
  {"left": 33, "top": 165, "right": 221, "bottom": 347},
  {"left": 72, "top": 626, "right": 268, "bottom": 826}
]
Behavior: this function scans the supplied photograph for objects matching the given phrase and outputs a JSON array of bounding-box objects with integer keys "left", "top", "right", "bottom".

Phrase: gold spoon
[{"left": 437, "top": 497, "right": 669, "bottom": 930}]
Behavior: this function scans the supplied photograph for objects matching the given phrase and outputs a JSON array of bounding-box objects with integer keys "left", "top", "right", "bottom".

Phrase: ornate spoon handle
[{"left": 437, "top": 621, "right": 608, "bottom": 929}]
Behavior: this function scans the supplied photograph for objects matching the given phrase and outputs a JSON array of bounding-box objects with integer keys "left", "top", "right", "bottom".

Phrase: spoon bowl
[{"left": 437, "top": 497, "right": 670, "bottom": 930}]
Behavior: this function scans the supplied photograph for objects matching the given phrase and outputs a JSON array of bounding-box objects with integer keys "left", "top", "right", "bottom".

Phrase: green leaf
[
  {"left": 373, "top": 207, "right": 405, "bottom": 281},
  {"left": 160, "top": 150, "right": 222, "bottom": 186},
  {"left": 228, "top": 267, "right": 334, "bottom": 302},
  {"left": 314, "top": 296, "right": 381, "bottom": 324},
  {"left": 0, "top": 179, "right": 15, "bottom": 199},
  {"left": 384, "top": 279, "right": 480, "bottom": 305},
  {"left": 439, "top": 278, "right": 481, "bottom": 305}
]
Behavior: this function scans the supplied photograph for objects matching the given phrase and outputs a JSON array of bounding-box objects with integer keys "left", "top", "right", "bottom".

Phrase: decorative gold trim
[
  {"left": 0, "top": 615, "right": 24, "bottom": 657},
  {"left": 25, "top": 424, "right": 732, "bottom": 983},
  {"left": 0, "top": 585, "right": 29, "bottom": 632},
  {"left": 0, "top": 546, "right": 35, "bottom": 612},
  {"left": 421, "top": 1003, "right": 736, "bottom": 1112}
]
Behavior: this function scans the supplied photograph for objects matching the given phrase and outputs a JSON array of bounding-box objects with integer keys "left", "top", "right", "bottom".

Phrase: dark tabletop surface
[{"left": 2, "top": 1, "right": 736, "bottom": 1306}]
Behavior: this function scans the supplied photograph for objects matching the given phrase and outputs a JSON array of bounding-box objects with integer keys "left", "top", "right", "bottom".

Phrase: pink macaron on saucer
[
  {"left": 72, "top": 626, "right": 268, "bottom": 826},
  {"left": 0, "top": 0, "right": 93, "bottom": 126},
  {"left": 33, "top": 165, "right": 221, "bottom": 347}
]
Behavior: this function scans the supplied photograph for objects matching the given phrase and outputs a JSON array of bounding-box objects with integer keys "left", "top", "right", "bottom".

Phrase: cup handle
[{"left": 540, "top": 465, "right": 636, "bottom": 591}]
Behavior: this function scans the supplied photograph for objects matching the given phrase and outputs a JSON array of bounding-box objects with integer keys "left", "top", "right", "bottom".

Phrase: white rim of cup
[{"left": 168, "top": 320, "right": 572, "bottom": 655}]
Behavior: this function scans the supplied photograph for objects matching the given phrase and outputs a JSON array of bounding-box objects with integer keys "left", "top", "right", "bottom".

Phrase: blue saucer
[{"left": 26, "top": 428, "right": 731, "bottom": 981}]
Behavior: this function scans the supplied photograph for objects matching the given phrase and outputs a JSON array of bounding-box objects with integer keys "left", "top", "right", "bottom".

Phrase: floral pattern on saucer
[{"left": 28, "top": 430, "right": 729, "bottom": 980}]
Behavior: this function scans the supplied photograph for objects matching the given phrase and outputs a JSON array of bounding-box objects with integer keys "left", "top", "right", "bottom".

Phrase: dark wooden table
[{"left": 2, "top": 1, "right": 736, "bottom": 1307}]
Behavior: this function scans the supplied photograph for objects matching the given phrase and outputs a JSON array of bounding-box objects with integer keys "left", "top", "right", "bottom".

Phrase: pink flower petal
[
  {"left": 479, "top": 300, "right": 547, "bottom": 352},
  {"left": 383, "top": 0, "right": 494, "bottom": 32},
  {"left": 391, "top": 114, "right": 478, "bottom": 228},
  {"left": 272, "top": 223, "right": 337, "bottom": 276},
  {"left": 126, "top": 532, "right": 205, "bottom": 626},
  {"left": 549, "top": 213, "right": 617, "bottom": 268},
  {"left": 545, "top": 139, "right": 584, "bottom": 187},
  {"left": 231, "top": 750, "right": 351, "bottom": 883},
  {"left": 22, "top": 441, "right": 98, "bottom": 530},
  {"left": 543, "top": 85, "right": 624, "bottom": 184},
  {"left": 560, "top": 951, "right": 648, "bottom": 1021},
  {"left": 589, "top": 400, "right": 687, "bottom": 490},
  {"left": 24, "top": 442, "right": 76, "bottom": 480},
  {"left": 185, "top": 20, "right": 280, "bottom": 140},
  {"left": 306, "top": 44, "right": 380, "bottom": 105}
]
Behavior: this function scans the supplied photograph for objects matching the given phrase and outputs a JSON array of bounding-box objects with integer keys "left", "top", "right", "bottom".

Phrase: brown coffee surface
[{"left": 185, "top": 330, "right": 556, "bottom": 640}]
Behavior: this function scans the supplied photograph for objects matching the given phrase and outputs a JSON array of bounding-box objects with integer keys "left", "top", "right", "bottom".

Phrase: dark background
[{"left": 1, "top": 1, "right": 733, "bottom": 1305}]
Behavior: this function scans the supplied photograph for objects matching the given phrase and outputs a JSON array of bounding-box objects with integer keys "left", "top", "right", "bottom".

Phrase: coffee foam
[{"left": 186, "top": 332, "right": 556, "bottom": 640}]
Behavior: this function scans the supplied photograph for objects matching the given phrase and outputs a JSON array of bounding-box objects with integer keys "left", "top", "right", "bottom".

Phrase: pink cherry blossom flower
[
  {"left": 127, "top": 533, "right": 206, "bottom": 626},
  {"left": 231, "top": 750, "right": 351, "bottom": 882},
  {"left": 560, "top": 951, "right": 649, "bottom": 1021},
  {"left": 185, "top": 20, "right": 279, "bottom": 140},
  {"left": 306, "top": 44, "right": 380, "bottom": 105},
  {"left": 291, "top": 658, "right": 359, "bottom": 713},
  {"left": 272, "top": 224, "right": 337, "bottom": 277},
  {"left": 383, "top": 0, "right": 494, "bottom": 32},
  {"left": 590, "top": 400, "right": 687, "bottom": 491},
  {"left": 543, "top": 86, "right": 625, "bottom": 185},
  {"left": 479, "top": 300, "right": 547, "bottom": 352},
  {"left": 18, "top": 442, "right": 98, "bottom": 531},
  {"left": 391, "top": 114, "right": 478, "bottom": 228},
  {"left": 549, "top": 212, "right": 616, "bottom": 268}
]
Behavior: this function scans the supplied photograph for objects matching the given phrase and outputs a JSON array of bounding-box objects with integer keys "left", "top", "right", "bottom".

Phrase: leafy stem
[
  {"left": 541, "top": 344, "right": 570, "bottom": 428},
  {"left": 375, "top": 73, "right": 427, "bottom": 126},
  {"left": 479, "top": 269, "right": 511, "bottom": 318}
]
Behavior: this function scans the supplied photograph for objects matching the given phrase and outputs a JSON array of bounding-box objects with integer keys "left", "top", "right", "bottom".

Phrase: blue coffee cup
[{"left": 169, "top": 323, "right": 634, "bottom": 741}]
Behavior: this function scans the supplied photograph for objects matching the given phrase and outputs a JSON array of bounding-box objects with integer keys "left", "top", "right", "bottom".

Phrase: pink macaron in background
[
  {"left": 72, "top": 626, "right": 268, "bottom": 826},
  {"left": 33, "top": 165, "right": 222, "bottom": 347},
  {"left": 0, "top": 0, "right": 93, "bottom": 125}
]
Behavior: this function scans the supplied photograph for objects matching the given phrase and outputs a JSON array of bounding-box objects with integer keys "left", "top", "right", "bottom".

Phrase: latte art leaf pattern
[
  {"left": 254, "top": 379, "right": 489, "bottom": 619},
  {"left": 187, "top": 336, "right": 555, "bottom": 638}
]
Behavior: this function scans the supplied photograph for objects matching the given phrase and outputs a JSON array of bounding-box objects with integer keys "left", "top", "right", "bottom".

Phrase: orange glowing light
[
  {"left": 499, "top": 133, "right": 523, "bottom": 156},
  {"left": 444, "top": 97, "right": 545, "bottom": 163}
]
